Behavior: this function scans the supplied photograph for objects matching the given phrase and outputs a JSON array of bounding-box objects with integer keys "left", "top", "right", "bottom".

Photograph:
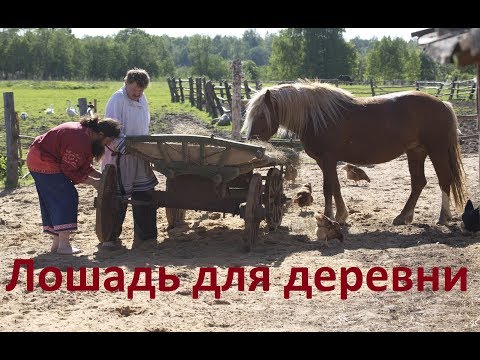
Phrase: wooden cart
[{"left": 94, "top": 134, "right": 288, "bottom": 251}]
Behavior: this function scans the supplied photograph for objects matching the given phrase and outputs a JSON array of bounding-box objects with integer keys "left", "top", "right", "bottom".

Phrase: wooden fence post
[
  {"left": 167, "top": 77, "right": 175, "bottom": 102},
  {"left": 219, "top": 80, "right": 225, "bottom": 99},
  {"left": 231, "top": 59, "right": 242, "bottom": 140},
  {"left": 210, "top": 82, "right": 220, "bottom": 117},
  {"left": 469, "top": 80, "right": 476, "bottom": 100},
  {"left": 415, "top": 81, "right": 419, "bottom": 91},
  {"left": 435, "top": 83, "right": 444, "bottom": 97},
  {"left": 210, "top": 83, "right": 224, "bottom": 116},
  {"left": 202, "top": 78, "right": 212, "bottom": 115},
  {"left": 172, "top": 78, "right": 180, "bottom": 103},
  {"left": 449, "top": 76, "right": 457, "bottom": 100},
  {"left": 212, "top": 83, "right": 225, "bottom": 115},
  {"left": 203, "top": 81, "right": 213, "bottom": 117},
  {"left": 224, "top": 81, "right": 232, "bottom": 108},
  {"left": 78, "top": 98, "right": 88, "bottom": 115},
  {"left": 204, "top": 81, "right": 219, "bottom": 118},
  {"left": 178, "top": 78, "right": 185, "bottom": 103},
  {"left": 370, "top": 79, "right": 375, "bottom": 96},
  {"left": 188, "top": 77, "right": 195, "bottom": 106},
  {"left": 3, "top": 92, "right": 19, "bottom": 189},
  {"left": 243, "top": 80, "right": 251, "bottom": 99},
  {"left": 195, "top": 78, "right": 203, "bottom": 111}
]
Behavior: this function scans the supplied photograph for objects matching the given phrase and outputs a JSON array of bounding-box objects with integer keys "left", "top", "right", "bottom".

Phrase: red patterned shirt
[{"left": 26, "top": 122, "right": 96, "bottom": 184}]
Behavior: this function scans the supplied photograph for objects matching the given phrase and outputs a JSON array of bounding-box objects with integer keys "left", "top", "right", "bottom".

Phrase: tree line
[{"left": 0, "top": 28, "right": 475, "bottom": 82}]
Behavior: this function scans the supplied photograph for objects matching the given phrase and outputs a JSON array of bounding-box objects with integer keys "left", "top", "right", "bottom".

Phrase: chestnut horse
[{"left": 242, "top": 80, "right": 467, "bottom": 225}]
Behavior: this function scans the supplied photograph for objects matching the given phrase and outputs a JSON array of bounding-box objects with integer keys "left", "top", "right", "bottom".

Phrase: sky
[{"left": 70, "top": 28, "right": 426, "bottom": 41}]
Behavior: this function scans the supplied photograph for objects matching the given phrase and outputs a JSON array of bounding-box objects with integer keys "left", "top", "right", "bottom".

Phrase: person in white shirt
[{"left": 101, "top": 68, "right": 158, "bottom": 248}]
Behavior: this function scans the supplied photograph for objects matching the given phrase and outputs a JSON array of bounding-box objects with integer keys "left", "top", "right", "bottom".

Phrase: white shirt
[{"left": 101, "top": 86, "right": 158, "bottom": 194}]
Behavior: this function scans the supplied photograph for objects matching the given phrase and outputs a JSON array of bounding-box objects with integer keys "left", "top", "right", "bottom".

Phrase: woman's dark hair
[{"left": 80, "top": 114, "right": 121, "bottom": 138}]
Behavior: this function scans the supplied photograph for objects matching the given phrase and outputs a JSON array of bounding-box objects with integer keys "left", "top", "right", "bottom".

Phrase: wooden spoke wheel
[
  {"left": 263, "top": 167, "right": 286, "bottom": 231},
  {"left": 165, "top": 178, "right": 186, "bottom": 230},
  {"left": 243, "top": 173, "right": 264, "bottom": 252},
  {"left": 94, "top": 164, "right": 121, "bottom": 243}
]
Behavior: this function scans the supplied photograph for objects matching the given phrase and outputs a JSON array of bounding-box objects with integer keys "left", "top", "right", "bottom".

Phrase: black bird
[{"left": 461, "top": 199, "right": 480, "bottom": 232}]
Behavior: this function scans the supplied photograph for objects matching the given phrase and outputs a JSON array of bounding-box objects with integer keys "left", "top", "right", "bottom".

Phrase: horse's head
[{"left": 243, "top": 89, "right": 279, "bottom": 141}]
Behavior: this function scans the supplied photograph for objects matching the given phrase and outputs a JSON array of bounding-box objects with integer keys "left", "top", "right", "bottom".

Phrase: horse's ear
[
  {"left": 265, "top": 89, "right": 271, "bottom": 101},
  {"left": 265, "top": 89, "right": 274, "bottom": 111}
]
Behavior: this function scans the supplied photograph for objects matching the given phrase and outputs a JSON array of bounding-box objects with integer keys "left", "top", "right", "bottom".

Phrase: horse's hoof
[
  {"left": 335, "top": 216, "right": 348, "bottom": 224},
  {"left": 437, "top": 212, "right": 452, "bottom": 225},
  {"left": 393, "top": 213, "right": 414, "bottom": 225},
  {"left": 436, "top": 217, "right": 449, "bottom": 225},
  {"left": 334, "top": 209, "right": 348, "bottom": 224},
  {"left": 392, "top": 216, "right": 408, "bottom": 225}
]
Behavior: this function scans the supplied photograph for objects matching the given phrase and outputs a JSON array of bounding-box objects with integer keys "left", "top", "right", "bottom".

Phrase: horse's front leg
[{"left": 318, "top": 158, "right": 348, "bottom": 224}]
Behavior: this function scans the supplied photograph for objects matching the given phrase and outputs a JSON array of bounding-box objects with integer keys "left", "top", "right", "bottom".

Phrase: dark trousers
[{"left": 109, "top": 190, "right": 157, "bottom": 242}]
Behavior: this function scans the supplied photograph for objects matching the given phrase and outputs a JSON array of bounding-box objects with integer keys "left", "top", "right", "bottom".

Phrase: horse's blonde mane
[{"left": 243, "top": 79, "right": 363, "bottom": 137}]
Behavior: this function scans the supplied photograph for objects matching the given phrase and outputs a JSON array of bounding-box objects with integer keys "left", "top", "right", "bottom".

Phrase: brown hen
[
  {"left": 314, "top": 212, "right": 344, "bottom": 246},
  {"left": 343, "top": 163, "right": 370, "bottom": 186},
  {"left": 293, "top": 183, "right": 313, "bottom": 212}
]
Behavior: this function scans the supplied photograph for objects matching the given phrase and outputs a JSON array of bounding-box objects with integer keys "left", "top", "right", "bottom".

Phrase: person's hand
[{"left": 89, "top": 168, "right": 102, "bottom": 178}]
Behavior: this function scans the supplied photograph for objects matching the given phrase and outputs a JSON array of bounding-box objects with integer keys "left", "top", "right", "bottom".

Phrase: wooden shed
[
  {"left": 412, "top": 28, "right": 480, "bottom": 204},
  {"left": 412, "top": 28, "right": 479, "bottom": 116},
  {"left": 412, "top": 28, "right": 480, "bottom": 66}
]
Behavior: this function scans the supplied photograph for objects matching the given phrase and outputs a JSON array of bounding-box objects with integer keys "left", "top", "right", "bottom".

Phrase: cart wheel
[
  {"left": 165, "top": 178, "right": 186, "bottom": 230},
  {"left": 95, "top": 164, "right": 121, "bottom": 243},
  {"left": 243, "top": 173, "right": 263, "bottom": 252},
  {"left": 264, "top": 167, "right": 286, "bottom": 231}
]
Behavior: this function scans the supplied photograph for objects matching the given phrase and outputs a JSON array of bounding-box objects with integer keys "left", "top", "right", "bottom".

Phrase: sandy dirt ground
[{"left": 1, "top": 117, "right": 480, "bottom": 332}]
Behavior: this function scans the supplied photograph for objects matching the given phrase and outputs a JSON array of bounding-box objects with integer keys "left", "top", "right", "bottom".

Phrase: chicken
[
  {"left": 293, "top": 183, "right": 313, "bottom": 212},
  {"left": 343, "top": 163, "right": 370, "bottom": 186},
  {"left": 461, "top": 199, "right": 480, "bottom": 232},
  {"left": 314, "top": 212, "right": 344, "bottom": 246}
]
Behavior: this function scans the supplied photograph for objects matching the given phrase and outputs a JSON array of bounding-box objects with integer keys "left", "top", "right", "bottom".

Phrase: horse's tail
[{"left": 443, "top": 101, "right": 467, "bottom": 211}]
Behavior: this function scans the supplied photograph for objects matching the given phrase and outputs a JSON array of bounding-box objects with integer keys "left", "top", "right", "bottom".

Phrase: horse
[
  {"left": 338, "top": 75, "right": 353, "bottom": 83},
  {"left": 242, "top": 79, "right": 467, "bottom": 226}
]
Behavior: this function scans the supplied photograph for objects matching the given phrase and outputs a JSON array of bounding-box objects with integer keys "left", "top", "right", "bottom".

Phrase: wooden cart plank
[{"left": 126, "top": 134, "right": 265, "bottom": 155}]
